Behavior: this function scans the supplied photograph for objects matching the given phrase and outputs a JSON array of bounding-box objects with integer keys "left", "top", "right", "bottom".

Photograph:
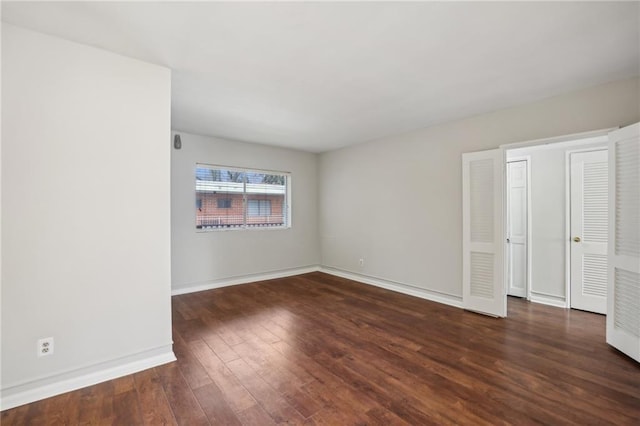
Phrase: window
[
  {"left": 248, "top": 199, "right": 271, "bottom": 216},
  {"left": 217, "top": 198, "right": 232, "bottom": 209},
  {"left": 195, "top": 164, "right": 290, "bottom": 230}
]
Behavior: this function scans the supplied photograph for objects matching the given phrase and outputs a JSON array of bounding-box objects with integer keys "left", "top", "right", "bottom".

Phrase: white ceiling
[{"left": 2, "top": 2, "right": 639, "bottom": 152}]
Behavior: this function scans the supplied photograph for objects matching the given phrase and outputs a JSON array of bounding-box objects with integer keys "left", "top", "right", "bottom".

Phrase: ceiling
[{"left": 2, "top": 2, "right": 639, "bottom": 153}]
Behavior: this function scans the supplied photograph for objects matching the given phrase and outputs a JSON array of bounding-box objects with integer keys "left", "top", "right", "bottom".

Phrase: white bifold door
[
  {"left": 607, "top": 123, "right": 640, "bottom": 363},
  {"left": 462, "top": 149, "right": 506, "bottom": 317},
  {"left": 570, "top": 150, "right": 608, "bottom": 314}
]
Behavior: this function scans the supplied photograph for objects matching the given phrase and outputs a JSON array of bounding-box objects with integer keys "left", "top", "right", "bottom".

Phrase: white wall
[
  {"left": 0, "top": 18, "right": 4, "bottom": 393},
  {"left": 1, "top": 25, "right": 174, "bottom": 408},
  {"left": 319, "top": 77, "right": 639, "bottom": 301},
  {"left": 171, "top": 131, "right": 319, "bottom": 293}
]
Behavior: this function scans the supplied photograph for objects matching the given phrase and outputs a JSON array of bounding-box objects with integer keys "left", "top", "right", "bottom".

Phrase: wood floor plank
[
  {"left": 77, "top": 381, "right": 114, "bottom": 424},
  {"left": 188, "top": 338, "right": 257, "bottom": 413},
  {"left": 232, "top": 338, "right": 310, "bottom": 391},
  {"left": 225, "top": 357, "right": 306, "bottom": 424},
  {"left": 112, "top": 389, "right": 144, "bottom": 425},
  {"left": 236, "top": 404, "right": 277, "bottom": 426},
  {"left": 192, "top": 383, "right": 242, "bottom": 426},
  {"left": 365, "top": 406, "right": 412, "bottom": 426},
  {"left": 34, "top": 391, "right": 77, "bottom": 425},
  {"left": 112, "top": 375, "right": 136, "bottom": 395},
  {"left": 200, "top": 312, "right": 245, "bottom": 346},
  {"left": 155, "top": 363, "right": 210, "bottom": 426},
  {"left": 172, "top": 332, "right": 213, "bottom": 390},
  {"left": 202, "top": 332, "right": 240, "bottom": 363},
  {"left": 133, "top": 368, "right": 177, "bottom": 425},
  {"left": 269, "top": 339, "right": 351, "bottom": 390},
  {"left": 3, "top": 272, "right": 639, "bottom": 425},
  {"left": 1, "top": 403, "right": 29, "bottom": 425},
  {"left": 280, "top": 386, "right": 324, "bottom": 419}
]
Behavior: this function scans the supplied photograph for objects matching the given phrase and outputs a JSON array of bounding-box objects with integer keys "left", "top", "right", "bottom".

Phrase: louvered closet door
[
  {"left": 462, "top": 149, "right": 505, "bottom": 317},
  {"left": 607, "top": 123, "right": 640, "bottom": 363},
  {"left": 570, "top": 150, "right": 608, "bottom": 314}
]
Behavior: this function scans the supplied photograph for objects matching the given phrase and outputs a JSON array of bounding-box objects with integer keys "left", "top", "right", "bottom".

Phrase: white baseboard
[
  {"left": 530, "top": 291, "right": 567, "bottom": 308},
  {"left": 319, "top": 267, "right": 463, "bottom": 309},
  {"left": 171, "top": 265, "right": 321, "bottom": 296},
  {"left": 0, "top": 345, "right": 176, "bottom": 411}
]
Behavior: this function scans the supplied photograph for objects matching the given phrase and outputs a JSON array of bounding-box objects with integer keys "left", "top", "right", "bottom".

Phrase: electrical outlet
[
  {"left": 359, "top": 258, "right": 365, "bottom": 266},
  {"left": 38, "top": 337, "right": 54, "bottom": 357}
]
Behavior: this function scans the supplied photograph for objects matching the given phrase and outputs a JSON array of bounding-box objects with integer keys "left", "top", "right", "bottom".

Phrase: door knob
[
  {"left": 506, "top": 238, "right": 510, "bottom": 243},
  {"left": 573, "top": 236, "right": 581, "bottom": 242}
]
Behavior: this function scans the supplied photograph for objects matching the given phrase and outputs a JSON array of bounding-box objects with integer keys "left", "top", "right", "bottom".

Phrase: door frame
[
  {"left": 505, "top": 155, "right": 532, "bottom": 300},
  {"left": 500, "top": 127, "right": 615, "bottom": 309},
  {"left": 564, "top": 145, "right": 609, "bottom": 309}
]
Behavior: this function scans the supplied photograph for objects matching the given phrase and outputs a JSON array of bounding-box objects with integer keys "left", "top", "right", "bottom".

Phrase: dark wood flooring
[{"left": 2, "top": 272, "right": 639, "bottom": 425}]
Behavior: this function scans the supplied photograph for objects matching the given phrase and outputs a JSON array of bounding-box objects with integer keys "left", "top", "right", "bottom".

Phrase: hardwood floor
[{"left": 2, "top": 272, "right": 639, "bottom": 425}]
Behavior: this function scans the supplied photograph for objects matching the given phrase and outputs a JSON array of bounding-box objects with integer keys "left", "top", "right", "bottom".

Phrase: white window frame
[{"left": 195, "top": 164, "right": 291, "bottom": 232}]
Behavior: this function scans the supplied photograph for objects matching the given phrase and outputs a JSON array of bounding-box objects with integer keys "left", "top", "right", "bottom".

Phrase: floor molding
[
  {"left": 173, "top": 265, "right": 572, "bottom": 313},
  {"left": 171, "top": 265, "right": 321, "bottom": 296},
  {"left": 530, "top": 291, "right": 568, "bottom": 308},
  {"left": 0, "top": 346, "right": 176, "bottom": 411},
  {"left": 320, "top": 267, "right": 463, "bottom": 308}
]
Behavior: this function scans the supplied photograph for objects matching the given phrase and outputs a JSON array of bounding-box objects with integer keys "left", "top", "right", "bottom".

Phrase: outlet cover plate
[{"left": 37, "top": 337, "right": 54, "bottom": 357}]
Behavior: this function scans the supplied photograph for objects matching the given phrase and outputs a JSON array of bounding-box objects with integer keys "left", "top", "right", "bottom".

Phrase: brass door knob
[{"left": 573, "top": 236, "right": 581, "bottom": 242}]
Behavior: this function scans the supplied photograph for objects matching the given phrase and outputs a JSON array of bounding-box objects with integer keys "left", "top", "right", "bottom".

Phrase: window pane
[
  {"left": 195, "top": 167, "right": 245, "bottom": 229},
  {"left": 247, "top": 199, "right": 273, "bottom": 216},
  {"left": 217, "top": 198, "right": 232, "bottom": 208},
  {"left": 247, "top": 199, "right": 259, "bottom": 216},
  {"left": 246, "top": 172, "right": 285, "bottom": 227},
  {"left": 261, "top": 200, "right": 272, "bottom": 215}
]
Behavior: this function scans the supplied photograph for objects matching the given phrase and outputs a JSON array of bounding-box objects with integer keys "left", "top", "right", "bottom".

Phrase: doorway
[
  {"left": 463, "top": 125, "right": 639, "bottom": 363},
  {"left": 505, "top": 135, "right": 608, "bottom": 313}
]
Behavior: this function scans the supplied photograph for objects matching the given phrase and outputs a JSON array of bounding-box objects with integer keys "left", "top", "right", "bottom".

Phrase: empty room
[{"left": 1, "top": 2, "right": 639, "bottom": 425}]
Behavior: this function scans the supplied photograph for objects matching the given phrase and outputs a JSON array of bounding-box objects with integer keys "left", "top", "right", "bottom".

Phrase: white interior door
[
  {"left": 607, "top": 123, "right": 640, "bottom": 363},
  {"left": 506, "top": 160, "right": 528, "bottom": 298},
  {"left": 570, "top": 150, "right": 608, "bottom": 314},
  {"left": 462, "top": 149, "right": 505, "bottom": 317}
]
